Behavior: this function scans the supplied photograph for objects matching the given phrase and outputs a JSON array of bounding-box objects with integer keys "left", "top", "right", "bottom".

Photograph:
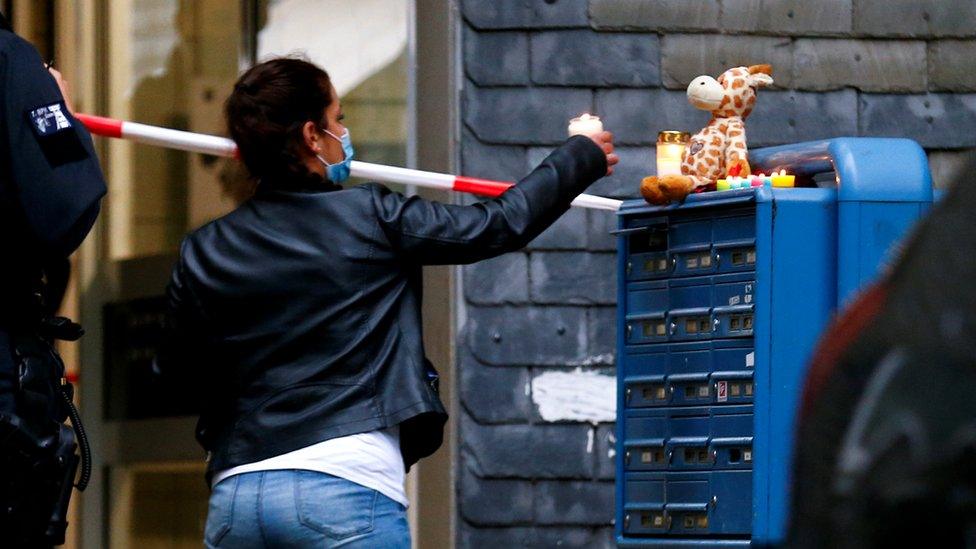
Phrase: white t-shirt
[{"left": 210, "top": 426, "right": 407, "bottom": 508}]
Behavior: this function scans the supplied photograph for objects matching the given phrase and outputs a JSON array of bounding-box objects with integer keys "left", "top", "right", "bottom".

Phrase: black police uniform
[{"left": 0, "top": 12, "right": 106, "bottom": 547}]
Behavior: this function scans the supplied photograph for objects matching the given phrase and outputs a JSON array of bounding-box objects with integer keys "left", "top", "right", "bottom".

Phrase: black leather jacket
[{"left": 157, "top": 136, "right": 607, "bottom": 478}]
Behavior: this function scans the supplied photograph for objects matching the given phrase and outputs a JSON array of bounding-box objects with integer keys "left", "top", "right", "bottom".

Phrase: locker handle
[
  {"left": 710, "top": 371, "right": 754, "bottom": 381},
  {"left": 609, "top": 226, "right": 651, "bottom": 236},
  {"left": 626, "top": 375, "right": 667, "bottom": 384},
  {"left": 712, "top": 304, "right": 754, "bottom": 314},
  {"left": 665, "top": 503, "right": 709, "bottom": 513},
  {"left": 669, "top": 307, "right": 711, "bottom": 317},
  {"left": 713, "top": 238, "right": 756, "bottom": 250},
  {"left": 624, "top": 438, "right": 666, "bottom": 448},
  {"left": 710, "top": 437, "right": 753, "bottom": 447},
  {"left": 667, "top": 437, "right": 709, "bottom": 447},
  {"left": 667, "top": 373, "right": 709, "bottom": 383}
]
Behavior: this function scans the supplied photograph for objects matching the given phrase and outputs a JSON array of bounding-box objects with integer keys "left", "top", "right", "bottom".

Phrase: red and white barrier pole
[{"left": 75, "top": 114, "right": 622, "bottom": 212}]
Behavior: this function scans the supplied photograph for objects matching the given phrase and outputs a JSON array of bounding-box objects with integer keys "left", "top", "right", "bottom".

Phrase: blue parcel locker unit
[{"left": 614, "top": 138, "right": 933, "bottom": 547}]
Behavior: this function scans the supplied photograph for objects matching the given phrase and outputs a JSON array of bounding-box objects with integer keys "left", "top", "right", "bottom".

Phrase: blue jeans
[{"left": 205, "top": 470, "right": 411, "bottom": 548}]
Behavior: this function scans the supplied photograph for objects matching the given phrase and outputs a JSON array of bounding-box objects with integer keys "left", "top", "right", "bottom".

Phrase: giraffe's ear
[{"left": 748, "top": 64, "right": 772, "bottom": 76}]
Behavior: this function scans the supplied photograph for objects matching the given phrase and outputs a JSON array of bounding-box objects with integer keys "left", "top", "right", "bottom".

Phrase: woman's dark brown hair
[{"left": 225, "top": 57, "right": 333, "bottom": 187}]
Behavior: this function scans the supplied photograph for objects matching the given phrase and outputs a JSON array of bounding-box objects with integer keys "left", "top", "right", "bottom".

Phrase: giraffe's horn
[{"left": 748, "top": 64, "right": 773, "bottom": 75}]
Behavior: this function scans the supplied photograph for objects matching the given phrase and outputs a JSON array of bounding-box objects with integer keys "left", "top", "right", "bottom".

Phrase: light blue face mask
[{"left": 316, "top": 128, "right": 354, "bottom": 183}]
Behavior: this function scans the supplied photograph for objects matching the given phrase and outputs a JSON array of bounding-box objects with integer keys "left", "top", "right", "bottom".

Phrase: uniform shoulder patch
[{"left": 28, "top": 101, "right": 73, "bottom": 137}]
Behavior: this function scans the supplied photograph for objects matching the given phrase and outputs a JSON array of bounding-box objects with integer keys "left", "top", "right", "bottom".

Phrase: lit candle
[
  {"left": 656, "top": 131, "right": 690, "bottom": 177},
  {"left": 567, "top": 113, "right": 604, "bottom": 137},
  {"left": 771, "top": 169, "right": 795, "bottom": 188}
]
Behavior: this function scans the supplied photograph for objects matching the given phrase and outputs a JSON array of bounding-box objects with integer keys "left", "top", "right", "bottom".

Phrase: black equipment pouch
[{"left": 0, "top": 330, "right": 88, "bottom": 547}]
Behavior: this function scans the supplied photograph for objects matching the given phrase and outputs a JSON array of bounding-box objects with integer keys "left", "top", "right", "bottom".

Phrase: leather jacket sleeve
[{"left": 370, "top": 135, "right": 608, "bottom": 265}]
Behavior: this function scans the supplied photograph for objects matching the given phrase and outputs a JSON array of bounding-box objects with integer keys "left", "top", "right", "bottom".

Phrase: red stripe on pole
[
  {"left": 453, "top": 176, "right": 513, "bottom": 198},
  {"left": 75, "top": 113, "right": 124, "bottom": 139}
]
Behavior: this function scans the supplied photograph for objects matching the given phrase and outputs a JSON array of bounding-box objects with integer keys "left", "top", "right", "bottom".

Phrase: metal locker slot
[
  {"left": 669, "top": 219, "right": 713, "bottom": 248},
  {"left": 713, "top": 239, "right": 757, "bottom": 274},
  {"left": 624, "top": 406, "right": 753, "bottom": 472},
  {"left": 625, "top": 312, "right": 667, "bottom": 345},
  {"left": 624, "top": 375, "right": 669, "bottom": 408},
  {"left": 664, "top": 471, "right": 753, "bottom": 535},
  {"left": 668, "top": 307, "right": 713, "bottom": 341},
  {"left": 623, "top": 438, "right": 667, "bottom": 471},
  {"left": 710, "top": 437, "right": 754, "bottom": 469},
  {"left": 667, "top": 373, "right": 711, "bottom": 406},
  {"left": 622, "top": 471, "right": 753, "bottom": 537},
  {"left": 621, "top": 219, "right": 670, "bottom": 281},
  {"left": 711, "top": 215, "right": 756, "bottom": 244},
  {"left": 712, "top": 370, "right": 755, "bottom": 405},
  {"left": 622, "top": 475, "right": 666, "bottom": 536},
  {"left": 671, "top": 243, "right": 716, "bottom": 278},
  {"left": 713, "top": 304, "right": 756, "bottom": 338},
  {"left": 625, "top": 280, "right": 668, "bottom": 316}
]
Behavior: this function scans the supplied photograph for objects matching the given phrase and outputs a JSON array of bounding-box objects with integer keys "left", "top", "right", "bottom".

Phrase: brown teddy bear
[{"left": 641, "top": 64, "right": 774, "bottom": 205}]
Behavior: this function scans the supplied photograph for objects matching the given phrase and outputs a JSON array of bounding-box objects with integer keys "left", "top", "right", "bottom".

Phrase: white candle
[
  {"left": 656, "top": 131, "right": 689, "bottom": 176},
  {"left": 567, "top": 113, "right": 604, "bottom": 137}
]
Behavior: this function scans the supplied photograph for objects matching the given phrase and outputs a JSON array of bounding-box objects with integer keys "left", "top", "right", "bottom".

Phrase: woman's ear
[{"left": 302, "top": 121, "right": 321, "bottom": 154}]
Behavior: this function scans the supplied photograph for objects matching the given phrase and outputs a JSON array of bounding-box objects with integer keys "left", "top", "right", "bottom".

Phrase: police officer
[{"left": 0, "top": 10, "right": 106, "bottom": 547}]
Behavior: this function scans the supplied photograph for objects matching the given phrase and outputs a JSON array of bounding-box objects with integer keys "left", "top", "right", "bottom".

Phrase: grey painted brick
[
  {"left": 459, "top": 465, "right": 534, "bottom": 525},
  {"left": 595, "top": 88, "right": 708, "bottom": 146},
  {"left": 722, "top": 0, "right": 853, "bottom": 35},
  {"left": 595, "top": 424, "right": 616, "bottom": 480},
  {"left": 462, "top": 0, "right": 589, "bottom": 30},
  {"left": 587, "top": 306, "right": 617, "bottom": 358},
  {"left": 859, "top": 94, "right": 976, "bottom": 149},
  {"left": 464, "top": 253, "right": 530, "bottom": 305},
  {"left": 460, "top": 414, "right": 594, "bottom": 478},
  {"left": 928, "top": 150, "right": 975, "bottom": 190},
  {"left": 531, "top": 30, "right": 659, "bottom": 87},
  {"left": 589, "top": 0, "right": 721, "bottom": 31},
  {"left": 587, "top": 209, "right": 619, "bottom": 252},
  {"left": 535, "top": 480, "right": 615, "bottom": 525},
  {"left": 588, "top": 146, "right": 652, "bottom": 198},
  {"left": 929, "top": 40, "right": 976, "bottom": 92},
  {"left": 530, "top": 252, "right": 616, "bottom": 305},
  {"left": 747, "top": 89, "right": 858, "bottom": 147},
  {"left": 465, "top": 306, "right": 589, "bottom": 366},
  {"left": 527, "top": 205, "right": 588, "bottom": 250},
  {"left": 661, "top": 34, "right": 794, "bottom": 89},
  {"left": 464, "top": 28, "right": 530, "bottom": 86},
  {"left": 460, "top": 131, "right": 527, "bottom": 182},
  {"left": 795, "top": 39, "right": 926, "bottom": 92},
  {"left": 459, "top": 525, "right": 614, "bottom": 549},
  {"left": 465, "top": 85, "right": 594, "bottom": 145},
  {"left": 854, "top": 0, "right": 976, "bottom": 38},
  {"left": 459, "top": 353, "right": 533, "bottom": 423}
]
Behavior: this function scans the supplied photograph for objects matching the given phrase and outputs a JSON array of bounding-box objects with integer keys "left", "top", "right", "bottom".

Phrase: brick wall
[{"left": 455, "top": 1, "right": 974, "bottom": 546}]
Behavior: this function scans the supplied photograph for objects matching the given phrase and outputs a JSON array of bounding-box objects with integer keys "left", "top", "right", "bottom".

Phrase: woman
[{"left": 156, "top": 57, "right": 617, "bottom": 548}]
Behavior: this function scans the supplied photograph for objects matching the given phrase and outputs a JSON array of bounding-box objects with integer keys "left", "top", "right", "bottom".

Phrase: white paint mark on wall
[{"left": 531, "top": 369, "right": 616, "bottom": 423}]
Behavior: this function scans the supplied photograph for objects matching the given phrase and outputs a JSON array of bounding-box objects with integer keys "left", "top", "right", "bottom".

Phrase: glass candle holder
[{"left": 657, "top": 131, "right": 690, "bottom": 176}]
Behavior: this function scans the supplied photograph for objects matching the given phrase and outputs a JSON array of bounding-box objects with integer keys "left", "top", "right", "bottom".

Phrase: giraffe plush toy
[{"left": 641, "top": 64, "right": 774, "bottom": 205}]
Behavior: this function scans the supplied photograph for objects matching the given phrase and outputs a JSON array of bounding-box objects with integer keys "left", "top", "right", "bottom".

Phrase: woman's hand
[
  {"left": 48, "top": 68, "right": 74, "bottom": 113},
  {"left": 586, "top": 131, "right": 619, "bottom": 176}
]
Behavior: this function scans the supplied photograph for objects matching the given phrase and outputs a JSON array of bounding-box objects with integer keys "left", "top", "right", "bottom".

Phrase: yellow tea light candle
[
  {"left": 567, "top": 113, "right": 603, "bottom": 137},
  {"left": 657, "top": 131, "right": 689, "bottom": 176},
  {"left": 716, "top": 179, "right": 730, "bottom": 191},
  {"left": 771, "top": 169, "right": 795, "bottom": 188}
]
